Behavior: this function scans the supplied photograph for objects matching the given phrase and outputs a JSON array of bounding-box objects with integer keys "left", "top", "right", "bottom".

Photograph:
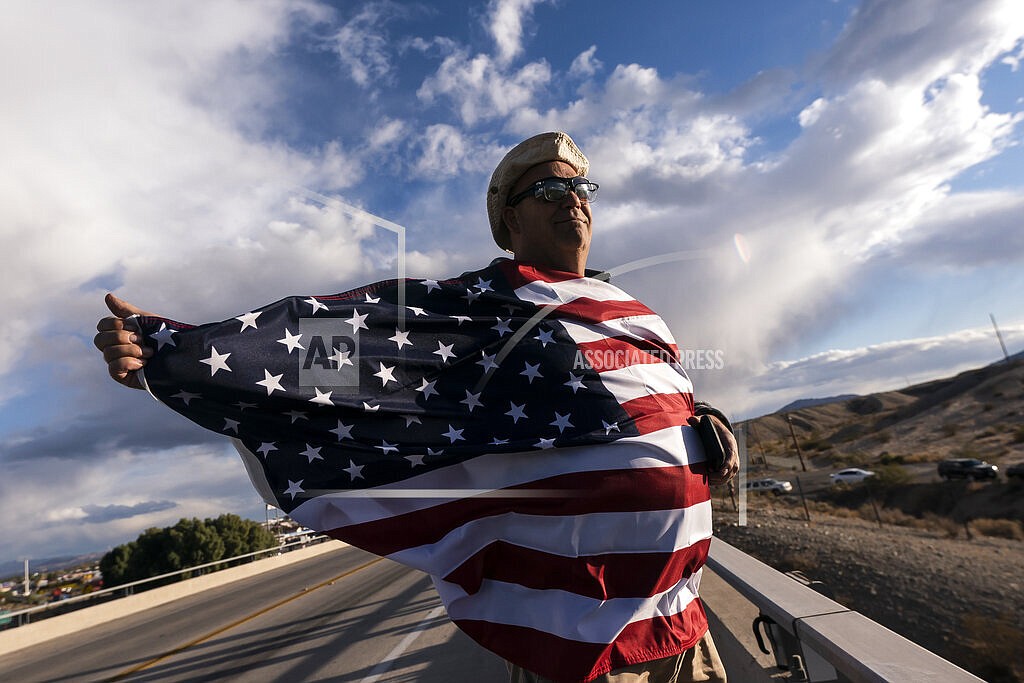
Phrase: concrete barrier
[{"left": 0, "top": 540, "right": 345, "bottom": 655}]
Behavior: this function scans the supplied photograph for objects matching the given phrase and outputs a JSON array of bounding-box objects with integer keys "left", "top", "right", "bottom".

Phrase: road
[{"left": 0, "top": 544, "right": 507, "bottom": 682}]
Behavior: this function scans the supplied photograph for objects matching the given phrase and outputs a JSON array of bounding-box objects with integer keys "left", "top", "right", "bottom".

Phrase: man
[{"left": 96, "top": 131, "right": 738, "bottom": 682}]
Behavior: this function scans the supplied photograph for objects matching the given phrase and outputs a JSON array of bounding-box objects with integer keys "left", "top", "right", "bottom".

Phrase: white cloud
[
  {"left": 332, "top": 2, "right": 398, "bottom": 88},
  {"left": 486, "top": 0, "right": 547, "bottom": 65},
  {"left": 569, "top": 45, "right": 602, "bottom": 78}
]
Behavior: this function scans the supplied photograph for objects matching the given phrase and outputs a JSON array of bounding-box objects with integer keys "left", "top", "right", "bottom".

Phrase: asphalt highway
[{"left": 0, "top": 544, "right": 507, "bottom": 682}]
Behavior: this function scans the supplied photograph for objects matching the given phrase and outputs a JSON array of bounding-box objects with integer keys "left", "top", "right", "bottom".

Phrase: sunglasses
[{"left": 506, "top": 176, "right": 600, "bottom": 207}]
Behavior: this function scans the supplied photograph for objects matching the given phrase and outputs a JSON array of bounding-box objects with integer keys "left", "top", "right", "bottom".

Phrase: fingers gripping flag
[{"left": 135, "top": 258, "right": 713, "bottom": 683}]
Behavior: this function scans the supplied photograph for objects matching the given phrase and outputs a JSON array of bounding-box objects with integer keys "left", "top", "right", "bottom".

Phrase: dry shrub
[
  {"left": 776, "top": 550, "right": 818, "bottom": 575},
  {"left": 922, "top": 513, "right": 961, "bottom": 539},
  {"left": 969, "top": 518, "right": 1024, "bottom": 541},
  {"left": 959, "top": 612, "right": 1024, "bottom": 683}
]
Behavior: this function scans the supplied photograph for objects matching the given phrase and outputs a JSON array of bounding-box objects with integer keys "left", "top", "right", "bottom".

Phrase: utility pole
[
  {"left": 786, "top": 414, "right": 807, "bottom": 472},
  {"left": 990, "top": 313, "right": 1010, "bottom": 363},
  {"left": 23, "top": 558, "right": 30, "bottom": 597}
]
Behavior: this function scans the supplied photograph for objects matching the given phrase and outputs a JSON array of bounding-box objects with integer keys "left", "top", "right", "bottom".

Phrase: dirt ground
[{"left": 712, "top": 498, "right": 1024, "bottom": 683}]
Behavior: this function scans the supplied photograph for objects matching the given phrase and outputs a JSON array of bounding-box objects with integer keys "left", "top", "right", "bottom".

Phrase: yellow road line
[{"left": 108, "top": 556, "right": 386, "bottom": 681}]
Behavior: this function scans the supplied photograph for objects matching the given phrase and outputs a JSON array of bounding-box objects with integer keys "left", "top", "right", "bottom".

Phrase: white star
[
  {"left": 236, "top": 311, "right": 261, "bottom": 332},
  {"left": 285, "top": 410, "right": 308, "bottom": 423},
  {"left": 300, "top": 444, "right": 323, "bottom": 463},
  {"left": 490, "top": 437, "right": 509, "bottom": 446},
  {"left": 416, "top": 378, "right": 438, "bottom": 400},
  {"left": 401, "top": 414, "right": 422, "bottom": 427},
  {"left": 474, "top": 277, "right": 493, "bottom": 292},
  {"left": 450, "top": 315, "right": 472, "bottom": 325},
  {"left": 330, "top": 346, "right": 353, "bottom": 368},
  {"left": 256, "top": 369, "right": 285, "bottom": 396},
  {"left": 222, "top": 418, "right": 240, "bottom": 434},
  {"left": 309, "top": 388, "right": 334, "bottom": 407},
  {"left": 550, "top": 412, "right": 574, "bottom": 433},
  {"left": 256, "top": 442, "right": 277, "bottom": 457},
  {"left": 234, "top": 401, "right": 256, "bottom": 411},
  {"left": 460, "top": 390, "right": 484, "bottom": 412},
  {"left": 427, "top": 448, "right": 445, "bottom": 457},
  {"left": 535, "top": 437, "right": 557, "bottom": 449},
  {"left": 284, "top": 480, "right": 304, "bottom": 500},
  {"left": 502, "top": 303, "right": 519, "bottom": 315},
  {"left": 520, "top": 362, "right": 543, "bottom": 383},
  {"left": 305, "top": 297, "right": 328, "bottom": 314},
  {"left": 329, "top": 420, "right": 354, "bottom": 441},
  {"left": 171, "top": 390, "right": 201, "bottom": 405},
  {"left": 389, "top": 329, "right": 413, "bottom": 350},
  {"left": 492, "top": 318, "right": 512, "bottom": 337},
  {"left": 535, "top": 329, "right": 555, "bottom": 347},
  {"left": 433, "top": 341, "right": 456, "bottom": 363},
  {"left": 365, "top": 293, "right": 381, "bottom": 303},
  {"left": 602, "top": 420, "right": 620, "bottom": 435},
  {"left": 200, "top": 346, "right": 232, "bottom": 376},
  {"left": 149, "top": 323, "right": 176, "bottom": 350},
  {"left": 362, "top": 401, "right": 379, "bottom": 411},
  {"left": 442, "top": 425, "right": 465, "bottom": 443},
  {"left": 462, "top": 288, "right": 481, "bottom": 304},
  {"left": 564, "top": 373, "right": 586, "bottom": 393},
  {"left": 405, "top": 453, "right": 426, "bottom": 467},
  {"left": 277, "top": 329, "right": 304, "bottom": 353},
  {"left": 506, "top": 402, "right": 527, "bottom": 423},
  {"left": 346, "top": 309, "right": 369, "bottom": 332},
  {"left": 376, "top": 440, "right": 399, "bottom": 454},
  {"left": 477, "top": 352, "right": 499, "bottom": 373},
  {"left": 423, "top": 279, "right": 440, "bottom": 293},
  {"left": 406, "top": 306, "right": 427, "bottom": 316},
  {"left": 344, "top": 460, "right": 364, "bottom": 480},
  {"left": 373, "top": 362, "right": 398, "bottom": 386}
]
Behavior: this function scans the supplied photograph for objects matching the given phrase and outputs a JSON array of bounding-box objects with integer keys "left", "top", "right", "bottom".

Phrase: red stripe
[
  {"left": 499, "top": 260, "right": 591, "bottom": 288},
  {"left": 455, "top": 598, "right": 708, "bottom": 683},
  {"left": 576, "top": 337, "right": 681, "bottom": 371},
  {"left": 324, "top": 465, "right": 710, "bottom": 557},
  {"left": 548, "top": 297, "right": 657, "bottom": 324},
  {"left": 619, "top": 393, "right": 696, "bottom": 434},
  {"left": 443, "top": 537, "right": 710, "bottom": 599}
]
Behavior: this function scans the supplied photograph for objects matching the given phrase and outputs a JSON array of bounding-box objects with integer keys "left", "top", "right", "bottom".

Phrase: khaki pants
[{"left": 507, "top": 630, "right": 727, "bottom": 683}]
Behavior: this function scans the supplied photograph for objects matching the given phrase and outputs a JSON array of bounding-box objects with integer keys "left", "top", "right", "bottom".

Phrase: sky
[{"left": 2, "top": 0, "right": 1023, "bottom": 565}]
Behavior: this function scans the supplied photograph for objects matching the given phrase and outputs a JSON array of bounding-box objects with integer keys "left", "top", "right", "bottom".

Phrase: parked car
[
  {"left": 937, "top": 458, "right": 998, "bottom": 481},
  {"left": 1007, "top": 463, "right": 1024, "bottom": 480},
  {"left": 829, "top": 468, "right": 875, "bottom": 485},
  {"left": 745, "top": 478, "right": 793, "bottom": 495}
]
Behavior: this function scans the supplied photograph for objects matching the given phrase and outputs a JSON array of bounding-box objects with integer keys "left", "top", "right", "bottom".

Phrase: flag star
[
  {"left": 365, "top": 293, "right": 381, "bottom": 303},
  {"left": 256, "top": 369, "right": 285, "bottom": 396},
  {"left": 406, "top": 306, "right": 427, "bottom": 316},
  {"left": 300, "top": 444, "right": 323, "bottom": 463},
  {"left": 406, "top": 453, "right": 426, "bottom": 467},
  {"left": 234, "top": 401, "right": 257, "bottom": 411},
  {"left": 304, "top": 297, "right": 328, "bottom": 314},
  {"left": 236, "top": 311, "right": 261, "bottom": 332},
  {"left": 427, "top": 447, "right": 444, "bottom": 457},
  {"left": 171, "top": 390, "right": 201, "bottom": 405},
  {"left": 535, "top": 329, "right": 555, "bottom": 347},
  {"left": 329, "top": 420, "right": 354, "bottom": 441},
  {"left": 535, "top": 437, "right": 557, "bottom": 449},
  {"left": 346, "top": 309, "right": 369, "bottom": 332},
  {"left": 602, "top": 420, "right": 620, "bottom": 435},
  {"left": 442, "top": 425, "right": 465, "bottom": 443},
  {"left": 389, "top": 329, "right": 413, "bottom": 350},
  {"left": 285, "top": 410, "right": 308, "bottom": 423},
  {"left": 256, "top": 442, "right": 277, "bottom": 458},
  {"left": 149, "top": 323, "right": 176, "bottom": 350},
  {"left": 343, "top": 461, "right": 364, "bottom": 480},
  {"left": 474, "top": 277, "right": 493, "bottom": 292},
  {"left": 520, "top": 362, "right": 543, "bottom": 383},
  {"left": 277, "top": 329, "right": 304, "bottom": 353},
  {"left": 460, "top": 390, "right": 484, "bottom": 412},
  {"left": 450, "top": 315, "right": 472, "bottom": 325},
  {"left": 490, "top": 437, "right": 509, "bottom": 446},
  {"left": 222, "top": 418, "right": 240, "bottom": 434},
  {"left": 373, "top": 362, "right": 398, "bottom": 386},
  {"left": 462, "top": 288, "right": 481, "bottom": 304},
  {"left": 550, "top": 412, "right": 574, "bottom": 433},
  {"left": 200, "top": 346, "right": 232, "bottom": 376},
  {"left": 506, "top": 402, "right": 527, "bottom": 423},
  {"left": 564, "top": 373, "right": 586, "bottom": 393},
  {"left": 433, "top": 341, "right": 456, "bottom": 363},
  {"left": 330, "top": 346, "right": 353, "bottom": 368},
  {"left": 401, "top": 414, "right": 422, "bottom": 427},
  {"left": 376, "top": 440, "right": 399, "bottom": 454},
  {"left": 502, "top": 303, "right": 519, "bottom": 315},
  {"left": 362, "top": 401, "right": 380, "bottom": 411},
  {"left": 492, "top": 318, "right": 512, "bottom": 337},
  {"left": 416, "top": 378, "right": 439, "bottom": 400},
  {"left": 477, "top": 352, "right": 499, "bottom": 373},
  {"left": 422, "top": 279, "right": 441, "bottom": 293},
  {"left": 309, "top": 388, "right": 334, "bottom": 407},
  {"left": 284, "top": 480, "right": 305, "bottom": 500}
]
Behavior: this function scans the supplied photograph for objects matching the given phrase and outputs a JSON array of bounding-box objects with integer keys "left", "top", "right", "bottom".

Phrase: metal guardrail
[
  {"left": 706, "top": 537, "right": 984, "bottom": 682},
  {"left": 1, "top": 534, "right": 325, "bottom": 629}
]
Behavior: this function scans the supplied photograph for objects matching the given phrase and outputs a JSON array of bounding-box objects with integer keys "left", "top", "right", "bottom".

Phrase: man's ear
[{"left": 502, "top": 206, "right": 520, "bottom": 235}]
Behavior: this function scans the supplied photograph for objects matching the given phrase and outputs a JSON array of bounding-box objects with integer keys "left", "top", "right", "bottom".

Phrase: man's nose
[{"left": 560, "top": 189, "right": 583, "bottom": 207}]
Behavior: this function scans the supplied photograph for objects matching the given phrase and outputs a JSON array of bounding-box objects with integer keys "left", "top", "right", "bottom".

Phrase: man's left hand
[{"left": 688, "top": 415, "right": 739, "bottom": 485}]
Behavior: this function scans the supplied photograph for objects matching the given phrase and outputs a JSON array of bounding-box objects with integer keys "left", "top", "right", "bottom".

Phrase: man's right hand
[{"left": 94, "top": 293, "right": 157, "bottom": 390}]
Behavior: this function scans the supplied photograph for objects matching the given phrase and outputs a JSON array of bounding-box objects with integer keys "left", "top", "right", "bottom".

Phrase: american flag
[{"left": 136, "top": 258, "right": 712, "bottom": 683}]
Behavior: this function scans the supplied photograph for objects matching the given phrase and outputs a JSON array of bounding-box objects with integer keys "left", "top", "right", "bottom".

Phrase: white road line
[{"left": 359, "top": 604, "right": 447, "bottom": 683}]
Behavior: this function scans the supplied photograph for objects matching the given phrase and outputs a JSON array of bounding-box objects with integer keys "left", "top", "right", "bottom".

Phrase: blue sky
[{"left": 2, "top": 0, "right": 1023, "bottom": 563}]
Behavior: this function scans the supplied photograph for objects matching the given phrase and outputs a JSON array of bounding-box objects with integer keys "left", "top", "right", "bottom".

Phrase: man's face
[{"left": 501, "top": 160, "right": 593, "bottom": 274}]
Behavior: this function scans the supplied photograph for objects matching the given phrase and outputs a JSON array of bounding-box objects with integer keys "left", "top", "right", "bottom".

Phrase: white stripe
[
  {"left": 388, "top": 500, "right": 713, "bottom": 578},
  {"left": 598, "top": 363, "right": 694, "bottom": 404},
  {"left": 513, "top": 276, "right": 636, "bottom": 307},
  {"left": 436, "top": 570, "right": 702, "bottom": 644},
  {"left": 287, "top": 426, "right": 704, "bottom": 529},
  {"left": 560, "top": 316, "right": 678, "bottom": 347}
]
